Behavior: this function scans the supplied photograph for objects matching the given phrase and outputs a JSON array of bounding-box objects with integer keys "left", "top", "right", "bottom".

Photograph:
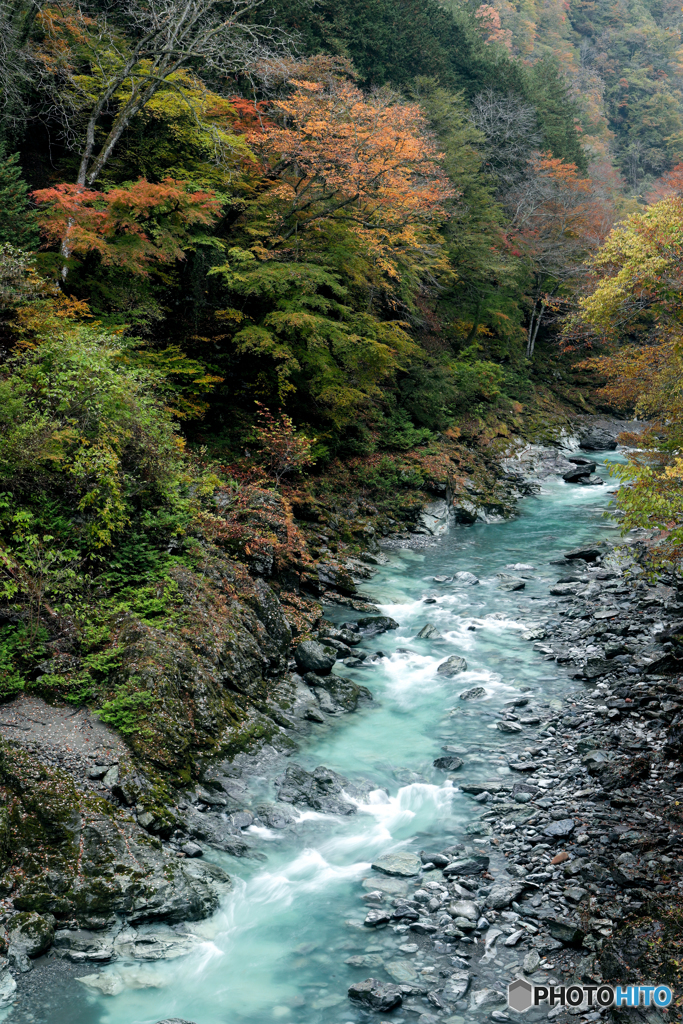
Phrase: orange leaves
[
  {"left": 645, "top": 163, "right": 683, "bottom": 204},
  {"left": 249, "top": 74, "right": 456, "bottom": 238},
  {"left": 32, "top": 179, "right": 222, "bottom": 275}
]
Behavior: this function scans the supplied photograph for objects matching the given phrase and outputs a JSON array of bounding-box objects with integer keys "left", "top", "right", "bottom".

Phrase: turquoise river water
[{"left": 21, "top": 452, "right": 625, "bottom": 1024}]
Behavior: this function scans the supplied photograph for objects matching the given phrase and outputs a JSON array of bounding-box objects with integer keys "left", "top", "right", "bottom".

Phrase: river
[{"left": 28, "top": 451, "right": 625, "bottom": 1024}]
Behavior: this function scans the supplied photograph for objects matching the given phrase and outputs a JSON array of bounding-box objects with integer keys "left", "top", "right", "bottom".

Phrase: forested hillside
[{"left": 1, "top": 0, "right": 683, "bottom": 732}]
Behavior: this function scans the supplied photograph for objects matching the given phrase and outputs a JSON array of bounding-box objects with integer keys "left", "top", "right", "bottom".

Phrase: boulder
[
  {"left": 275, "top": 764, "right": 373, "bottom": 814},
  {"left": 415, "top": 499, "right": 451, "bottom": 536},
  {"left": 563, "top": 466, "right": 595, "bottom": 483},
  {"left": 563, "top": 545, "right": 603, "bottom": 562},
  {"left": 454, "top": 572, "right": 479, "bottom": 585},
  {"left": 459, "top": 686, "right": 487, "bottom": 700},
  {"left": 547, "top": 918, "right": 585, "bottom": 945},
  {"left": 0, "top": 959, "right": 16, "bottom": 1006},
  {"left": 433, "top": 755, "right": 464, "bottom": 771},
  {"left": 348, "top": 978, "right": 403, "bottom": 1012},
  {"left": 416, "top": 623, "right": 444, "bottom": 640},
  {"left": 356, "top": 616, "right": 400, "bottom": 635},
  {"left": 437, "top": 656, "right": 468, "bottom": 677},
  {"left": 372, "top": 851, "right": 422, "bottom": 877},
  {"left": 443, "top": 855, "right": 489, "bottom": 875},
  {"left": 7, "top": 912, "right": 55, "bottom": 972},
  {"left": 579, "top": 428, "right": 618, "bottom": 451},
  {"left": 294, "top": 640, "right": 337, "bottom": 675}
]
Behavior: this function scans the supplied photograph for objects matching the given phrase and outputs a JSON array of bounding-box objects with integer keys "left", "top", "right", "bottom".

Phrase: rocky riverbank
[
  {"left": 1, "top": 415, "right": 657, "bottom": 1023},
  {"left": 343, "top": 530, "right": 683, "bottom": 1024}
]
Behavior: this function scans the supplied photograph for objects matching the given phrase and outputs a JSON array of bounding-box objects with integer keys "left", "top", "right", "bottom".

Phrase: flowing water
[{"left": 25, "top": 453, "right": 626, "bottom": 1024}]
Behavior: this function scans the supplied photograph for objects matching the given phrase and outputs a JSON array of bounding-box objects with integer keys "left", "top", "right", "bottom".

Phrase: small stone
[
  {"left": 543, "top": 818, "right": 575, "bottom": 838},
  {"left": 372, "top": 851, "right": 422, "bottom": 877},
  {"left": 523, "top": 951, "right": 540, "bottom": 974},
  {"left": 551, "top": 851, "right": 569, "bottom": 865},
  {"left": 547, "top": 918, "right": 585, "bottom": 945},
  {"left": 103, "top": 765, "right": 119, "bottom": 787},
  {"left": 469, "top": 988, "right": 506, "bottom": 1010},
  {"left": 497, "top": 721, "right": 523, "bottom": 733}
]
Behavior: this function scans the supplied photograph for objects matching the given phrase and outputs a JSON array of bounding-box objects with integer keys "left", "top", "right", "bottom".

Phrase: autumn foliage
[{"left": 32, "top": 179, "right": 222, "bottom": 275}]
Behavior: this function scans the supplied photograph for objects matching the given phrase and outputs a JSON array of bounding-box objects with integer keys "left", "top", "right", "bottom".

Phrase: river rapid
[{"left": 34, "top": 452, "right": 624, "bottom": 1024}]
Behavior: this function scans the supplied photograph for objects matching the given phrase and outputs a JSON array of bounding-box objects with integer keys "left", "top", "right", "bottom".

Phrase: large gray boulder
[
  {"left": 294, "top": 640, "right": 337, "bottom": 674},
  {"left": 7, "top": 912, "right": 54, "bottom": 972},
  {"left": 579, "top": 427, "right": 618, "bottom": 451}
]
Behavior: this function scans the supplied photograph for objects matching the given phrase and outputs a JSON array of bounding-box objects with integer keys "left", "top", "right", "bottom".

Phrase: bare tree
[
  {"left": 30, "top": 0, "right": 292, "bottom": 188},
  {"left": 0, "top": 0, "right": 45, "bottom": 122},
  {"left": 468, "top": 89, "right": 541, "bottom": 188}
]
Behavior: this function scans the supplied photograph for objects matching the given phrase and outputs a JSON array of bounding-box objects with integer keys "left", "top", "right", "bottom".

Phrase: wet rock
[
  {"left": 275, "top": 764, "right": 371, "bottom": 814},
  {"left": 459, "top": 686, "right": 486, "bottom": 700},
  {"left": 294, "top": 641, "right": 337, "bottom": 675},
  {"left": 348, "top": 978, "right": 403, "bottom": 1011},
  {"left": 523, "top": 950, "right": 540, "bottom": 973},
  {"left": 0, "top": 959, "right": 16, "bottom": 1006},
  {"left": 454, "top": 572, "right": 479, "bottom": 585},
  {"left": 181, "top": 842, "right": 203, "bottom": 857},
  {"left": 485, "top": 883, "right": 525, "bottom": 909},
  {"left": 547, "top": 918, "right": 585, "bottom": 945},
  {"left": 155, "top": 1020, "right": 198, "bottom": 1024},
  {"left": 497, "top": 720, "right": 523, "bottom": 733},
  {"left": 443, "top": 855, "right": 489, "bottom": 875},
  {"left": 563, "top": 465, "right": 596, "bottom": 483},
  {"left": 498, "top": 577, "right": 526, "bottom": 592},
  {"left": 437, "top": 656, "right": 468, "bottom": 677},
  {"left": 449, "top": 899, "right": 479, "bottom": 921},
  {"left": 579, "top": 428, "right": 618, "bottom": 451},
  {"left": 365, "top": 908, "right": 392, "bottom": 927},
  {"left": 563, "top": 545, "right": 603, "bottom": 562},
  {"left": 442, "top": 970, "right": 471, "bottom": 1002},
  {"left": 543, "top": 818, "right": 575, "bottom": 838},
  {"left": 372, "top": 851, "right": 423, "bottom": 877},
  {"left": 417, "top": 624, "right": 444, "bottom": 640},
  {"left": 469, "top": 988, "right": 506, "bottom": 1010},
  {"left": 7, "top": 912, "right": 54, "bottom": 972},
  {"left": 356, "top": 616, "right": 400, "bottom": 635},
  {"left": 433, "top": 755, "right": 464, "bottom": 771}
]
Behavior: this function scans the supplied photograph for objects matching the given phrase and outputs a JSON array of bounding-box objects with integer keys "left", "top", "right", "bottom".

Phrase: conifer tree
[{"left": 0, "top": 145, "right": 38, "bottom": 249}]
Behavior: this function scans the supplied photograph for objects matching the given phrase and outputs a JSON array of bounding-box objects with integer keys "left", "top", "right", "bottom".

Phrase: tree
[
  {"left": 252, "top": 402, "right": 316, "bottom": 483},
  {"left": 32, "top": 177, "right": 222, "bottom": 276},
  {"left": 30, "top": 0, "right": 289, "bottom": 188},
  {"left": 0, "top": 145, "right": 38, "bottom": 248},
  {"left": 505, "top": 154, "right": 614, "bottom": 356}
]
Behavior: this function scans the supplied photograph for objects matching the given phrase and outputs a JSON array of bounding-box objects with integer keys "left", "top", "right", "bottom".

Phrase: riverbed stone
[
  {"left": 454, "top": 572, "right": 479, "bottom": 585},
  {"left": 543, "top": 818, "right": 575, "bottom": 838},
  {"left": 459, "top": 686, "right": 486, "bottom": 700},
  {"left": 433, "top": 755, "right": 464, "bottom": 771},
  {"left": 417, "top": 623, "right": 444, "bottom": 640},
  {"left": 372, "top": 851, "right": 422, "bottom": 877},
  {"left": 437, "top": 656, "right": 468, "bottom": 677},
  {"left": 442, "top": 970, "right": 471, "bottom": 1002},
  {"left": 348, "top": 978, "right": 403, "bottom": 1011}
]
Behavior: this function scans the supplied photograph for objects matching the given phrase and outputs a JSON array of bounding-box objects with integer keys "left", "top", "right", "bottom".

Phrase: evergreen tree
[{"left": 0, "top": 145, "right": 38, "bottom": 249}]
